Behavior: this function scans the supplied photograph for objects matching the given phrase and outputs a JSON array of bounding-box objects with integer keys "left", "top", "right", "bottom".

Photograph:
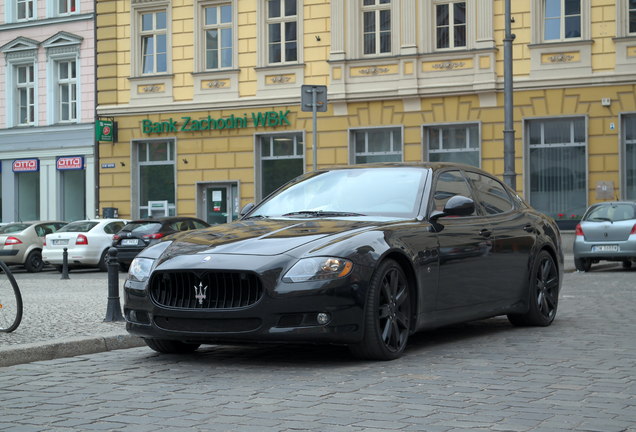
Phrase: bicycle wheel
[{"left": 0, "top": 261, "right": 22, "bottom": 333}]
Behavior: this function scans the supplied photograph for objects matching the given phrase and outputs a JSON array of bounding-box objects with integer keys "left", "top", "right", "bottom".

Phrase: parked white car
[{"left": 43, "top": 219, "right": 128, "bottom": 272}]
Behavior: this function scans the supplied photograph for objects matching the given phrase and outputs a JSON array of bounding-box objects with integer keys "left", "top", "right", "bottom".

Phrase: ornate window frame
[
  {"left": 43, "top": 32, "right": 82, "bottom": 125},
  {"left": 1, "top": 37, "right": 39, "bottom": 127}
]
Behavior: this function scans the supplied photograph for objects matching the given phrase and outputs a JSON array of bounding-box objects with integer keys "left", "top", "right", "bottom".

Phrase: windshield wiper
[{"left": 281, "top": 210, "right": 365, "bottom": 217}]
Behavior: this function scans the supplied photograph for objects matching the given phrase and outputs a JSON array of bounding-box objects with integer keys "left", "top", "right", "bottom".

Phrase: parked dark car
[
  {"left": 113, "top": 217, "right": 210, "bottom": 269},
  {"left": 573, "top": 201, "right": 636, "bottom": 271},
  {"left": 124, "top": 163, "right": 563, "bottom": 360}
]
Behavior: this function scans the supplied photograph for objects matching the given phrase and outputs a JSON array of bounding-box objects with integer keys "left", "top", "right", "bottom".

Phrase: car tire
[
  {"left": 54, "top": 265, "right": 63, "bottom": 273},
  {"left": 24, "top": 250, "right": 44, "bottom": 273},
  {"left": 622, "top": 260, "right": 632, "bottom": 269},
  {"left": 144, "top": 338, "right": 201, "bottom": 354},
  {"left": 119, "top": 263, "right": 129, "bottom": 272},
  {"left": 98, "top": 249, "right": 109, "bottom": 272},
  {"left": 349, "top": 259, "right": 412, "bottom": 361},
  {"left": 508, "top": 250, "right": 559, "bottom": 327},
  {"left": 574, "top": 257, "right": 592, "bottom": 272}
]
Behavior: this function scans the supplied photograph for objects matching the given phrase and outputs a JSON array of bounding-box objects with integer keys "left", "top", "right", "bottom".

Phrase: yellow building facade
[{"left": 96, "top": 0, "right": 636, "bottom": 225}]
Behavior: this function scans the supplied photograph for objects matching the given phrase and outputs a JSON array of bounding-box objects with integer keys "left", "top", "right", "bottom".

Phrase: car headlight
[
  {"left": 283, "top": 257, "right": 353, "bottom": 283},
  {"left": 128, "top": 257, "right": 154, "bottom": 282}
]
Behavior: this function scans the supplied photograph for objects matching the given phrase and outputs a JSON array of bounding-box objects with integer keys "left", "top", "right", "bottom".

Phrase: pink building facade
[{"left": 0, "top": 0, "right": 96, "bottom": 222}]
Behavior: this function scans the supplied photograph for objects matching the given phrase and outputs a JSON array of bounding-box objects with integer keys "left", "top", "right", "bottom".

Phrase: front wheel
[
  {"left": 508, "top": 250, "right": 560, "bottom": 327},
  {"left": 350, "top": 259, "right": 412, "bottom": 361},
  {"left": 144, "top": 338, "right": 201, "bottom": 354},
  {"left": 24, "top": 250, "right": 44, "bottom": 273},
  {"left": 0, "top": 261, "right": 23, "bottom": 333}
]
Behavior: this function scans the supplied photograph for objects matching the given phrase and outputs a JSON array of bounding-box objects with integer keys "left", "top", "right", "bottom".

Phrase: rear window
[
  {"left": 121, "top": 222, "right": 162, "bottom": 235},
  {"left": 58, "top": 221, "right": 99, "bottom": 233},
  {"left": 0, "top": 223, "right": 30, "bottom": 234},
  {"left": 584, "top": 204, "right": 635, "bottom": 222}
]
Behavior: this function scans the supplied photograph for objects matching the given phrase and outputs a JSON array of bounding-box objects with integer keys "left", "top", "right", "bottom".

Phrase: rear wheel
[
  {"left": 350, "top": 259, "right": 411, "bottom": 361},
  {"left": 508, "top": 250, "right": 559, "bottom": 327},
  {"left": 622, "top": 260, "right": 632, "bottom": 269},
  {"left": 24, "top": 250, "right": 44, "bottom": 273},
  {"left": 574, "top": 257, "right": 592, "bottom": 272},
  {"left": 144, "top": 338, "right": 201, "bottom": 354},
  {"left": 98, "top": 249, "right": 109, "bottom": 272}
]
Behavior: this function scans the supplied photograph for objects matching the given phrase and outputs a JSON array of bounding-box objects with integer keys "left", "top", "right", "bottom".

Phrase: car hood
[{"left": 157, "top": 217, "right": 403, "bottom": 259}]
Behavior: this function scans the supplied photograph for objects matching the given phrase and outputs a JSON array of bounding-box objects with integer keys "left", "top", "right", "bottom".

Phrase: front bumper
[{"left": 123, "top": 254, "right": 372, "bottom": 346}]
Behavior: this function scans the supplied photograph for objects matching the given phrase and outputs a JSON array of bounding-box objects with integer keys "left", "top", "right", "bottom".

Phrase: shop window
[
  {"left": 435, "top": 1, "right": 466, "bottom": 49},
  {"left": 201, "top": 2, "right": 233, "bottom": 70},
  {"left": 424, "top": 123, "right": 480, "bottom": 167},
  {"left": 362, "top": 0, "right": 392, "bottom": 55},
  {"left": 61, "top": 169, "right": 85, "bottom": 221},
  {"left": 265, "top": 0, "right": 298, "bottom": 64},
  {"left": 542, "top": 0, "right": 581, "bottom": 41},
  {"left": 623, "top": 115, "right": 636, "bottom": 200},
  {"left": 17, "top": 172, "right": 40, "bottom": 221},
  {"left": 136, "top": 141, "right": 176, "bottom": 217},
  {"left": 257, "top": 133, "right": 304, "bottom": 200},
  {"left": 527, "top": 117, "right": 587, "bottom": 220},
  {"left": 351, "top": 128, "right": 402, "bottom": 164}
]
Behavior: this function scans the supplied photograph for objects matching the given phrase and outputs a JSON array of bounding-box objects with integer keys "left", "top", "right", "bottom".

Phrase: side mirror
[
  {"left": 430, "top": 195, "right": 475, "bottom": 220},
  {"left": 240, "top": 202, "right": 255, "bottom": 217}
]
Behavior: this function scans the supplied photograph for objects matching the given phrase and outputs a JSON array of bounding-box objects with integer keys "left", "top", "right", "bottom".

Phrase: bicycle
[{"left": 0, "top": 260, "right": 22, "bottom": 333}]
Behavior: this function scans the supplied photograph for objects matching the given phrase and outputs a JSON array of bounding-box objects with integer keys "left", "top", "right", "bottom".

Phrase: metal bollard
[
  {"left": 61, "top": 247, "right": 70, "bottom": 280},
  {"left": 104, "top": 247, "right": 124, "bottom": 322}
]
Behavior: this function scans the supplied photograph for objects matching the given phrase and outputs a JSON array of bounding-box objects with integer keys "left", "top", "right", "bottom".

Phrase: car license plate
[
  {"left": 52, "top": 239, "right": 68, "bottom": 245},
  {"left": 592, "top": 245, "right": 620, "bottom": 252},
  {"left": 121, "top": 239, "right": 139, "bottom": 246}
]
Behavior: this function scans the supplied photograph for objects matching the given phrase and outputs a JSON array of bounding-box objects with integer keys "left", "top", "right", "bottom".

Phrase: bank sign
[{"left": 142, "top": 110, "right": 291, "bottom": 135}]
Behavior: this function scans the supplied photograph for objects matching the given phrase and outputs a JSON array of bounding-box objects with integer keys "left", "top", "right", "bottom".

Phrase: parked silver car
[{"left": 573, "top": 201, "right": 636, "bottom": 271}]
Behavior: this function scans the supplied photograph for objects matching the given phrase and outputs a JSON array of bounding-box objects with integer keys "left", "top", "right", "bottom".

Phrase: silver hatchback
[{"left": 573, "top": 201, "right": 636, "bottom": 271}]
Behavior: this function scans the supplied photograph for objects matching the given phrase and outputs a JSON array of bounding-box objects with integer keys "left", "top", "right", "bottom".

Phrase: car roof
[
  {"left": 316, "top": 162, "right": 490, "bottom": 175},
  {"left": 126, "top": 217, "right": 202, "bottom": 224}
]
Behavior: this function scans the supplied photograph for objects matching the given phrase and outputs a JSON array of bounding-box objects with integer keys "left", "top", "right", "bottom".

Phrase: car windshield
[
  {"left": 121, "top": 222, "right": 162, "bottom": 235},
  {"left": 0, "top": 223, "right": 30, "bottom": 234},
  {"left": 58, "top": 221, "right": 99, "bottom": 233},
  {"left": 252, "top": 167, "right": 427, "bottom": 218},
  {"left": 584, "top": 204, "right": 635, "bottom": 222}
]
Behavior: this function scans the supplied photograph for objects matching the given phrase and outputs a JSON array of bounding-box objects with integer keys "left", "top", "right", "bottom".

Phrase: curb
[{"left": 0, "top": 333, "right": 145, "bottom": 368}]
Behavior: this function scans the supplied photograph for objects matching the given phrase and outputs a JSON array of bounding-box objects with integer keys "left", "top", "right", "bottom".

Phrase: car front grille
[{"left": 149, "top": 271, "right": 263, "bottom": 309}]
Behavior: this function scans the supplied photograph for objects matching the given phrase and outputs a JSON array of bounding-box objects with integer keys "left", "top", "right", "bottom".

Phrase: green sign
[
  {"left": 96, "top": 119, "right": 115, "bottom": 142},
  {"left": 141, "top": 110, "right": 291, "bottom": 135}
]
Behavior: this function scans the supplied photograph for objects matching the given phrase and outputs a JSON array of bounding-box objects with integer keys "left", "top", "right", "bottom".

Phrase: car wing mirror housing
[
  {"left": 430, "top": 195, "right": 475, "bottom": 220},
  {"left": 240, "top": 202, "right": 255, "bottom": 217}
]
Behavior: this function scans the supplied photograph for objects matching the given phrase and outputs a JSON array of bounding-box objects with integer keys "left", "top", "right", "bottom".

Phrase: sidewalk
[{"left": 0, "top": 269, "right": 144, "bottom": 368}]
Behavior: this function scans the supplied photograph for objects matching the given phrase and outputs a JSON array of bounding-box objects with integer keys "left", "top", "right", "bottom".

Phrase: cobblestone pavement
[{"left": 1, "top": 261, "right": 635, "bottom": 431}]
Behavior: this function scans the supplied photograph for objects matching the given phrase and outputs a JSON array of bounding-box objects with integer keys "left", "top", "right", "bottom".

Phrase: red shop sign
[
  {"left": 12, "top": 159, "right": 40, "bottom": 172},
  {"left": 57, "top": 156, "right": 84, "bottom": 170}
]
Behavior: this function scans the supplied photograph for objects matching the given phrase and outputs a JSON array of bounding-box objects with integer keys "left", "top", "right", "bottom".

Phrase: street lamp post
[{"left": 503, "top": 0, "right": 516, "bottom": 190}]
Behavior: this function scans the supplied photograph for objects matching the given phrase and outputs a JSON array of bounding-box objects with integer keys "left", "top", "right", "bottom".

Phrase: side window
[
  {"left": 35, "top": 226, "right": 46, "bottom": 237},
  {"left": 466, "top": 172, "right": 514, "bottom": 215},
  {"left": 432, "top": 170, "right": 476, "bottom": 216},
  {"left": 104, "top": 222, "right": 123, "bottom": 234},
  {"left": 193, "top": 220, "right": 209, "bottom": 229}
]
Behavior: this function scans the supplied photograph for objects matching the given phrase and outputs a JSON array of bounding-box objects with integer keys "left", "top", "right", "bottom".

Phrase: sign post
[{"left": 301, "top": 85, "right": 327, "bottom": 171}]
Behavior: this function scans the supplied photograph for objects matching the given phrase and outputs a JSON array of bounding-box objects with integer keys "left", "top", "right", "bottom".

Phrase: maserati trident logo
[{"left": 194, "top": 281, "right": 207, "bottom": 305}]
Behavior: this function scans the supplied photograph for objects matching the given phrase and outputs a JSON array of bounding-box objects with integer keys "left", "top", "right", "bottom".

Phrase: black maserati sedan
[{"left": 124, "top": 163, "right": 563, "bottom": 360}]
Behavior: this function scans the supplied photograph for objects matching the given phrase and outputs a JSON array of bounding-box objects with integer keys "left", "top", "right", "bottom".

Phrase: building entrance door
[{"left": 201, "top": 182, "right": 239, "bottom": 225}]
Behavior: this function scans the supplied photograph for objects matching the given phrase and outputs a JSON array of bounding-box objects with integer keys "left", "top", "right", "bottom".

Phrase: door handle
[{"left": 479, "top": 228, "right": 492, "bottom": 238}]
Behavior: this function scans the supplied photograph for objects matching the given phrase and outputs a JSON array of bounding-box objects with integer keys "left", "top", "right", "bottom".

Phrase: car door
[
  {"left": 465, "top": 171, "right": 535, "bottom": 304},
  {"left": 431, "top": 170, "right": 495, "bottom": 311}
]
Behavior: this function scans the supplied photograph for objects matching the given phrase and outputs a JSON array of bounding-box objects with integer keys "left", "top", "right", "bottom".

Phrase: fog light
[{"left": 317, "top": 312, "right": 330, "bottom": 325}]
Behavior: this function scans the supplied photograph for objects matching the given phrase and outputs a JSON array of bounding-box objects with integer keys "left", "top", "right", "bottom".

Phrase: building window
[
  {"left": 351, "top": 128, "right": 402, "bottom": 164},
  {"left": 424, "top": 124, "right": 479, "bottom": 167},
  {"left": 630, "top": 0, "right": 636, "bottom": 34},
  {"left": 544, "top": 0, "right": 581, "bottom": 41},
  {"left": 266, "top": 0, "right": 297, "bottom": 64},
  {"left": 258, "top": 133, "right": 304, "bottom": 200},
  {"left": 140, "top": 10, "right": 168, "bottom": 74},
  {"left": 202, "top": 3, "right": 233, "bottom": 70},
  {"left": 16, "top": 64, "right": 36, "bottom": 126},
  {"left": 527, "top": 117, "right": 586, "bottom": 220},
  {"left": 362, "top": 0, "right": 391, "bottom": 55},
  {"left": 137, "top": 141, "right": 176, "bottom": 217},
  {"left": 17, "top": 0, "right": 35, "bottom": 20},
  {"left": 435, "top": 1, "right": 466, "bottom": 49},
  {"left": 624, "top": 115, "right": 636, "bottom": 200},
  {"left": 58, "top": 0, "right": 77, "bottom": 15},
  {"left": 57, "top": 60, "right": 77, "bottom": 123}
]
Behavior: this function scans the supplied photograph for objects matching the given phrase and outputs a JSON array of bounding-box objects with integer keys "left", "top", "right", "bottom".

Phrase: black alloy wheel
[
  {"left": 574, "top": 257, "right": 592, "bottom": 272},
  {"left": 508, "top": 250, "right": 559, "bottom": 327},
  {"left": 350, "top": 259, "right": 412, "bottom": 360},
  {"left": 24, "top": 250, "right": 44, "bottom": 273}
]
